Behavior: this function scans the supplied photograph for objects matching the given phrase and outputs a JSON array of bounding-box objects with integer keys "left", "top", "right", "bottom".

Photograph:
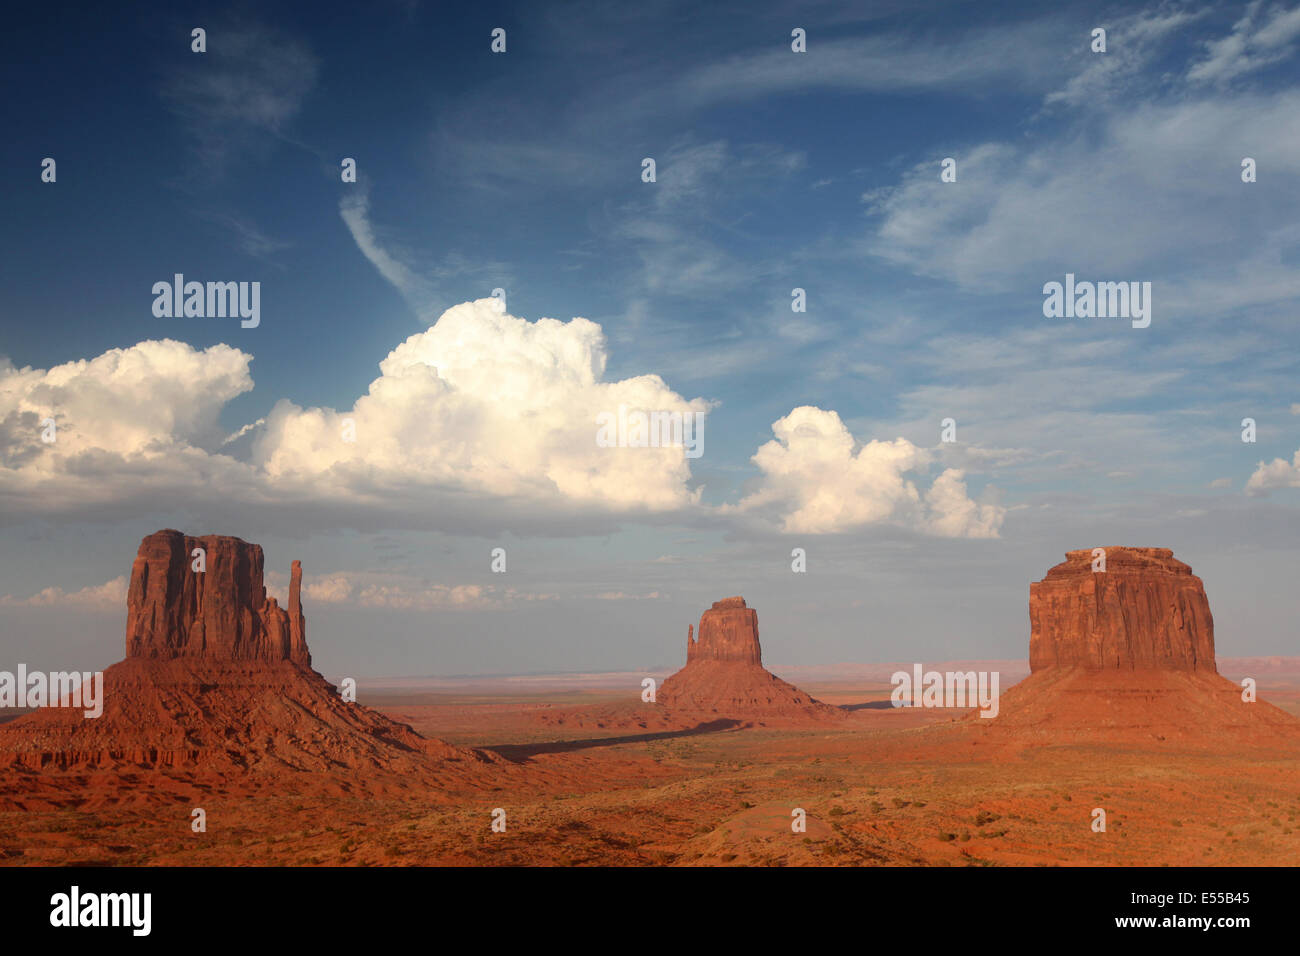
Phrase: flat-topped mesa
[
  {"left": 1029, "top": 547, "right": 1215, "bottom": 673},
  {"left": 686, "top": 596, "right": 761, "bottom": 665},
  {"left": 125, "top": 530, "right": 310, "bottom": 665}
]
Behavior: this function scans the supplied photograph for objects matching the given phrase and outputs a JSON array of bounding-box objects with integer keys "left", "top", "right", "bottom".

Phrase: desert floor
[{"left": 2, "top": 676, "right": 1299, "bottom": 867}]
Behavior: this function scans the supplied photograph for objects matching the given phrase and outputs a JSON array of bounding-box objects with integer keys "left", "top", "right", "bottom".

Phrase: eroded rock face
[
  {"left": 664, "top": 597, "right": 837, "bottom": 720},
  {"left": 125, "top": 530, "right": 310, "bottom": 664},
  {"left": 1029, "top": 547, "right": 1215, "bottom": 672},
  {"left": 686, "top": 597, "right": 762, "bottom": 665}
]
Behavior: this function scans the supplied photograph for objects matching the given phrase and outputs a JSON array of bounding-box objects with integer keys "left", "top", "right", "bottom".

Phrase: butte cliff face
[
  {"left": 1029, "top": 547, "right": 1215, "bottom": 672},
  {"left": 660, "top": 597, "right": 838, "bottom": 722},
  {"left": 686, "top": 596, "right": 762, "bottom": 665},
  {"left": 0, "top": 530, "right": 490, "bottom": 787},
  {"left": 126, "top": 530, "right": 310, "bottom": 664}
]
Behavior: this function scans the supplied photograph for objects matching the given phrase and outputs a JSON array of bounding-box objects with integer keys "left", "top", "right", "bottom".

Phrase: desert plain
[{"left": 1, "top": 534, "right": 1297, "bottom": 868}]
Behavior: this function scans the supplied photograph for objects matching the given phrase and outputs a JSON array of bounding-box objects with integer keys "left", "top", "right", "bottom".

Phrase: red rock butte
[
  {"left": 126, "top": 530, "right": 310, "bottom": 664},
  {"left": 0, "top": 530, "right": 491, "bottom": 788},
  {"left": 658, "top": 597, "right": 839, "bottom": 722},
  {"left": 981, "top": 547, "right": 1300, "bottom": 746},
  {"left": 686, "top": 596, "right": 762, "bottom": 665},
  {"left": 1029, "top": 547, "right": 1215, "bottom": 672}
]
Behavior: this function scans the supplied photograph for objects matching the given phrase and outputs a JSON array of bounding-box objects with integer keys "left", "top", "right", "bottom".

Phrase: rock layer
[
  {"left": 1029, "top": 547, "right": 1216, "bottom": 672},
  {"left": 126, "top": 530, "right": 310, "bottom": 664}
]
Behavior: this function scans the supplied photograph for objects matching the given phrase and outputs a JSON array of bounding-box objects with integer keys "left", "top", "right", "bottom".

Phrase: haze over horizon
[{"left": 3, "top": 0, "right": 1300, "bottom": 678}]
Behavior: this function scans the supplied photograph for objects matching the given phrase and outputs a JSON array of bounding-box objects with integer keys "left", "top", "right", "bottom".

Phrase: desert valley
[{"left": 1, "top": 531, "right": 1296, "bottom": 868}]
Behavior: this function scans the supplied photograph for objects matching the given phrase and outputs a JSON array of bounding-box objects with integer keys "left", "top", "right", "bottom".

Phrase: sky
[{"left": 2, "top": 0, "right": 1299, "bottom": 680}]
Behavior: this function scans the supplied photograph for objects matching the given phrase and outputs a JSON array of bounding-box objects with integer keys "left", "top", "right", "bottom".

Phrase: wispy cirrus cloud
[
  {"left": 1189, "top": 0, "right": 1300, "bottom": 84},
  {"left": 339, "top": 189, "right": 429, "bottom": 306},
  {"left": 668, "top": 18, "right": 1071, "bottom": 108},
  {"left": 161, "top": 23, "right": 319, "bottom": 174}
]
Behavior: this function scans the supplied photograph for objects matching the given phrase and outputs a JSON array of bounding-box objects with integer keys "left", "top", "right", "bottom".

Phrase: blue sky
[{"left": 3, "top": 0, "right": 1300, "bottom": 679}]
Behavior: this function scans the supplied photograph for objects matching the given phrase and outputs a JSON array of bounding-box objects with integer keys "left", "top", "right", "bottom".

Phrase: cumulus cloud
[
  {"left": 0, "top": 576, "right": 127, "bottom": 608},
  {"left": 726, "top": 406, "right": 1004, "bottom": 537},
  {"left": 265, "top": 571, "right": 355, "bottom": 607},
  {"left": 304, "top": 573, "right": 355, "bottom": 604},
  {"left": 0, "top": 301, "right": 709, "bottom": 529},
  {"left": 0, "top": 340, "right": 251, "bottom": 458},
  {"left": 1246, "top": 450, "right": 1300, "bottom": 493},
  {"left": 1, "top": 306, "right": 1011, "bottom": 541},
  {"left": 0, "top": 341, "right": 257, "bottom": 513},
  {"left": 252, "top": 298, "right": 710, "bottom": 513}
]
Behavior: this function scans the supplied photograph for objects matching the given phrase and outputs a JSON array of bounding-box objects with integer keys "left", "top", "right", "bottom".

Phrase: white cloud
[
  {"left": 726, "top": 406, "right": 1004, "bottom": 537},
  {"left": 1246, "top": 450, "right": 1300, "bottom": 493},
  {"left": 0, "top": 301, "right": 710, "bottom": 526},
  {"left": 0, "top": 339, "right": 251, "bottom": 458},
  {"left": 672, "top": 20, "right": 1067, "bottom": 108},
  {"left": 0, "top": 576, "right": 127, "bottom": 608},
  {"left": 1, "top": 308, "right": 1023, "bottom": 541},
  {"left": 304, "top": 573, "right": 355, "bottom": 604},
  {"left": 356, "top": 582, "right": 556, "bottom": 611},
  {"left": 613, "top": 140, "right": 806, "bottom": 298},
  {"left": 264, "top": 570, "right": 557, "bottom": 611},
  {"left": 253, "top": 298, "right": 710, "bottom": 512},
  {"left": 862, "top": 90, "right": 1300, "bottom": 307},
  {"left": 0, "top": 341, "right": 257, "bottom": 514},
  {"left": 1044, "top": 7, "right": 1205, "bottom": 108},
  {"left": 1189, "top": 1, "right": 1300, "bottom": 85},
  {"left": 339, "top": 190, "right": 427, "bottom": 305}
]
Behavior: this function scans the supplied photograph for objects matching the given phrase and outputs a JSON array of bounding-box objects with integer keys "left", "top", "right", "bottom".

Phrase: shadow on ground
[{"left": 484, "top": 719, "right": 744, "bottom": 762}]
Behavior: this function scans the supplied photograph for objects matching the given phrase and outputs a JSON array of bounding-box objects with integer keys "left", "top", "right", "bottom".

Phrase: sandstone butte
[
  {"left": 0, "top": 530, "right": 493, "bottom": 790},
  {"left": 656, "top": 597, "right": 841, "bottom": 722},
  {"left": 126, "top": 531, "right": 311, "bottom": 664},
  {"left": 981, "top": 546, "right": 1300, "bottom": 744},
  {"left": 1029, "top": 547, "right": 1216, "bottom": 672}
]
